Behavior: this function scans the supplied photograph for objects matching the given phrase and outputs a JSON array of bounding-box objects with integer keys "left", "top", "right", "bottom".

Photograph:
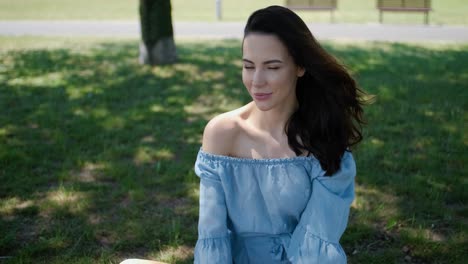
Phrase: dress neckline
[{"left": 198, "top": 148, "right": 317, "bottom": 165}]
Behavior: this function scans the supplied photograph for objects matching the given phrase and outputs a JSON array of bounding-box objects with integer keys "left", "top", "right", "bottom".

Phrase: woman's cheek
[{"left": 242, "top": 71, "right": 252, "bottom": 90}]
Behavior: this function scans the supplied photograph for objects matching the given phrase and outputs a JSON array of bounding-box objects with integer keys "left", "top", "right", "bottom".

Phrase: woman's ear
[{"left": 297, "top": 67, "right": 305, "bottom": 77}]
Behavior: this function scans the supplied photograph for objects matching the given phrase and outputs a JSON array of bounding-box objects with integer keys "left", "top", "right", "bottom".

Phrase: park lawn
[
  {"left": 0, "top": 0, "right": 468, "bottom": 25},
  {"left": 0, "top": 36, "right": 467, "bottom": 263}
]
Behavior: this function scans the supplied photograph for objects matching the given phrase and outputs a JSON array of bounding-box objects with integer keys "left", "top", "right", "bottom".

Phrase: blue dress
[{"left": 194, "top": 149, "right": 355, "bottom": 264}]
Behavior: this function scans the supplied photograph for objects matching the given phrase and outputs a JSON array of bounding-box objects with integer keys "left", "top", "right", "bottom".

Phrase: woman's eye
[
  {"left": 268, "top": 67, "right": 280, "bottom": 70},
  {"left": 244, "top": 65, "right": 254, "bottom": 69}
]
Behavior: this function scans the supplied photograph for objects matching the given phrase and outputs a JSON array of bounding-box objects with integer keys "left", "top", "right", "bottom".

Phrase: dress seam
[{"left": 197, "top": 235, "right": 230, "bottom": 240}]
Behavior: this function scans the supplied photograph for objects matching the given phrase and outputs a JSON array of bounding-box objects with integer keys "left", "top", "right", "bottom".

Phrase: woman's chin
[{"left": 253, "top": 100, "right": 273, "bottom": 111}]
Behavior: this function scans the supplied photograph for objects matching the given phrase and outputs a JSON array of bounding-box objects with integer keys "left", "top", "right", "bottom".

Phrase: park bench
[
  {"left": 377, "top": 0, "right": 432, "bottom": 24},
  {"left": 285, "top": 0, "right": 338, "bottom": 23}
]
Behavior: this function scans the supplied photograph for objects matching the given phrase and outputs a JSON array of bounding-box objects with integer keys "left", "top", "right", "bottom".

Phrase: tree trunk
[{"left": 139, "top": 0, "right": 177, "bottom": 65}]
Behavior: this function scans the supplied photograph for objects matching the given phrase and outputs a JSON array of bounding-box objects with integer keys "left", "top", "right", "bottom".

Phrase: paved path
[{"left": 1, "top": 21, "right": 467, "bottom": 42}]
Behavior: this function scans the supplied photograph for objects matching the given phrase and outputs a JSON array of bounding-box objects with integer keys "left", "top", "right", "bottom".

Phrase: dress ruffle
[
  {"left": 287, "top": 231, "right": 347, "bottom": 264},
  {"left": 194, "top": 236, "right": 232, "bottom": 264}
]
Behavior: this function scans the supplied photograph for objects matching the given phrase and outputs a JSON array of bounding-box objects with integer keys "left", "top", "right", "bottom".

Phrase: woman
[{"left": 194, "top": 5, "right": 366, "bottom": 264}]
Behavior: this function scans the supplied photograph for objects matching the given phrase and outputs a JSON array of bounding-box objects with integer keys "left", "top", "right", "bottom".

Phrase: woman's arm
[
  {"left": 287, "top": 152, "right": 356, "bottom": 264},
  {"left": 194, "top": 116, "right": 238, "bottom": 264}
]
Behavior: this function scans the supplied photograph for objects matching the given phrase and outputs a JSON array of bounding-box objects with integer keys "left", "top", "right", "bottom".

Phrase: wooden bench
[
  {"left": 377, "top": 0, "right": 432, "bottom": 24},
  {"left": 285, "top": 0, "right": 338, "bottom": 23}
]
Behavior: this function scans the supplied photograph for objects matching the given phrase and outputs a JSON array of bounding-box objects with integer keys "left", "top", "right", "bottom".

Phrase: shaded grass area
[
  {"left": 0, "top": 0, "right": 468, "bottom": 25},
  {"left": 0, "top": 37, "right": 467, "bottom": 263},
  {"left": 0, "top": 37, "right": 247, "bottom": 263}
]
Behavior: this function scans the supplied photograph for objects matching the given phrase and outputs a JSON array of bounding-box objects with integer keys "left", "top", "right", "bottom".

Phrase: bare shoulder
[{"left": 202, "top": 106, "right": 248, "bottom": 156}]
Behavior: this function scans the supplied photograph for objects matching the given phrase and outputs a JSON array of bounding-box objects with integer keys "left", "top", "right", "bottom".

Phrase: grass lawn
[
  {"left": 0, "top": 36, "right": 467, "bottom": 263},
  {"left": 0, "top": 0, "right": 467, "bottom": 25}
]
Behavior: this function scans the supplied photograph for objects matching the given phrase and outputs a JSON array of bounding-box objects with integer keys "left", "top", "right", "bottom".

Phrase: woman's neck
[{"left": 249, "top": 100, "right": 297, "bottom": 139}]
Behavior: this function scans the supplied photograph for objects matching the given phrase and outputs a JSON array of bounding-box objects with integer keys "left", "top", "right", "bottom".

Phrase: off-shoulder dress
[{"left": 194, "top": 148, "right": 355, "bottom": 264}]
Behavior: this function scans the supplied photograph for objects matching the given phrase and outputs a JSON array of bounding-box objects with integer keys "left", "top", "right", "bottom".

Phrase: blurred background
[{"left": 0, "top": 0, "right": 467, "bottom": 25}]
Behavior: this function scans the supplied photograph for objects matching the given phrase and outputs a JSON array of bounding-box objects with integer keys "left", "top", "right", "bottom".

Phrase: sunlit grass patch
[{"left": 152, "top": 245, "right": 193, "bottom": 263}]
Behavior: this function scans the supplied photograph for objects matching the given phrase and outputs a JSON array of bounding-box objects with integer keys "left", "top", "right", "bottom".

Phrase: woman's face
[{"left": 242, "top": 33, "right": 304, "bottom": 112}]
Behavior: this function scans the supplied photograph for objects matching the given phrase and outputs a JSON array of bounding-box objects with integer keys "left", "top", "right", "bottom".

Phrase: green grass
[
  {"left": 0, "top": 0, "right": 467, "bottom": 25},
  {"left": 0, "top": 36, "right": 467, "bottom": 263}
]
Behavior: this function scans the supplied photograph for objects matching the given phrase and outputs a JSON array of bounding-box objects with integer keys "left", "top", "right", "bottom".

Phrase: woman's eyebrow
[
  {"left": 242, "top": 58, "right": 283, "bottom": 64},
  {"left": 264, "top": 59, "right": 283, "bottom": 64}
]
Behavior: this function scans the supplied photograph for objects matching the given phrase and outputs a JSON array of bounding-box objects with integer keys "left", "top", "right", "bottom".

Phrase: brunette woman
[{"left": 194, "top": 5, "right": 366, "bottom": 264}]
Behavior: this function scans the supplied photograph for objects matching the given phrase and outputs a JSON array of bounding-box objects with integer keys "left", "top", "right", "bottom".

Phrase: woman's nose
[{"left": 252, "top": 70, "right": 266, "bottom": 87}]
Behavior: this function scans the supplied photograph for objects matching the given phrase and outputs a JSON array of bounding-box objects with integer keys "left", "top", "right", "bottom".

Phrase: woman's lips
[{"left": 253, "top": 92, "right": 272, "bottom": 101}]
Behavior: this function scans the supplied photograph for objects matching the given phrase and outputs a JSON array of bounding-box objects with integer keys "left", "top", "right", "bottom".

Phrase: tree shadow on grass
[
  {"left": 0, "top": 39, "right": 247, "bottom": 263},
  {"left": 0, "top": 39, "right": 467, "bottom": 263},
  {"left": 325, "top": 42, "right": 468, "bottom": 263}
]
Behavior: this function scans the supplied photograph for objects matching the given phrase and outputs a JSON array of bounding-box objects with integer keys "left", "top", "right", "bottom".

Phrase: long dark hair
[{"left": 244, "top": 6, "right": 366, "bottom": 175}]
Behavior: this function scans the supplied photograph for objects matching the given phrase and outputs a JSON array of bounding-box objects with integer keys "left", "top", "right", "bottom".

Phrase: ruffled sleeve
[
  {"left": 194, "top": 151, "right": 232, "bottom": 264},
  {"left": 286, "top": 151, "right": 356, "bottom": 264}
]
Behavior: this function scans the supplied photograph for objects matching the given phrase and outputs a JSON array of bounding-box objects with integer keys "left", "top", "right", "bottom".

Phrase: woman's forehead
[{"left": 242, "top": 33, "right": 290, "bottom": 60}]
